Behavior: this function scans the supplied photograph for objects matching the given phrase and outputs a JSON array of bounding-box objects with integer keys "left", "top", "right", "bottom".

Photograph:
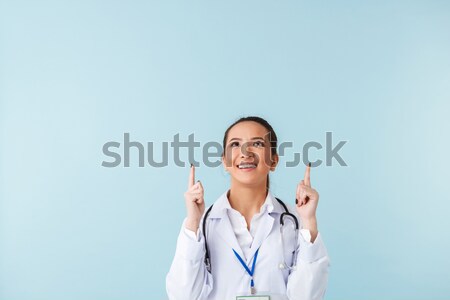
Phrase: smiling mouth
[{"left": 237, "top": 163, "right": 257, "bottom": 169}]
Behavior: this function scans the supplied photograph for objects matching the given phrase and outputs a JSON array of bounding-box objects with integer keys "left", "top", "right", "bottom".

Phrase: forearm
[
  {"left": 166, "top": 219, "right": 212, "bottom": 299},
  {"left": 301, "top": 217, "right": 318, "bottom": 243},
  {"left": 185, "top": 217, "right": 201, "bottom": 232}
]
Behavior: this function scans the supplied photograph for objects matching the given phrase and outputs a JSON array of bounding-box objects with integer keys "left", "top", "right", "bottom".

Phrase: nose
[{"left": 239, "top": 143, "right": 254, "bottom": 158}]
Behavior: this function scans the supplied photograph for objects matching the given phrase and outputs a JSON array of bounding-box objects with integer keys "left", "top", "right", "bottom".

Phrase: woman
[{"left": 166, "top": 116, "right": 330, "bottom": 300}]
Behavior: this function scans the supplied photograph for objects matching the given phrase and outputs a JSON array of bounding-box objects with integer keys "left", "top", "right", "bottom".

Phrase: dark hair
[{"left": 221, "top": 116, "right": 278, "bottom": 190}]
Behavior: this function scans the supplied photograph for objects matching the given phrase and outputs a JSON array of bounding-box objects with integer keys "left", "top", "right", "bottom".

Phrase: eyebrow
[{"left": 228, "top": 137, "right": 266, "bottom": 143}]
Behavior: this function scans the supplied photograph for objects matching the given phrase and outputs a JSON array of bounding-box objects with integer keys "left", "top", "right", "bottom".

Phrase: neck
[{"left": 227, "top": 182, "right": 268, "bottom": 217}]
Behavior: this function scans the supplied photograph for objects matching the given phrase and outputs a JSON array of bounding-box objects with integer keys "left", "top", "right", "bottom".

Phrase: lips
[{"left": 237, "top": 161, "right": 258, "bottom": 169}]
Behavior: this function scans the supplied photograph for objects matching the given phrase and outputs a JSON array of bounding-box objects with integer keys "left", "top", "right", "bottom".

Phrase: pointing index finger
[
  {"left": 304, "top": 162, "right": 311, "bottom": 187},
  {"left": 189, "top": 163, "right": 195, "bottom": 188}
]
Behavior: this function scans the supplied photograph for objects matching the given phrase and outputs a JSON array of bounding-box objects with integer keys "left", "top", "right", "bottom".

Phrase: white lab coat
[{"left": 166, "top": 190, "right": 330, "bottom": 300}]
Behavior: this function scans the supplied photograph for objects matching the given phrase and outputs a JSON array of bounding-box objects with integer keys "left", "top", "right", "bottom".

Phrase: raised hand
[
  {"left": 295, "top": 163, "right": 319, "bottom": 225},
  {"left": 184, "top": 164, "right": 205, "bottom": 232}
]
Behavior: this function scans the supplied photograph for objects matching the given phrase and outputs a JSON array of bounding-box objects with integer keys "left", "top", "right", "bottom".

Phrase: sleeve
[
  {"left": 166, "top": 218, "right": 214, "bottom": 300},
  {"left": 184, "top": 226, "right": 201, "bottom": 241},
  {"left": 285, "top": 228, "right": 330, "bottom": 300},
  {"left": 300, "top": 229, "right": 312, "bottom": 243},
  {"left": 285, "top": 205, "right": 331, "bottom": 300}
]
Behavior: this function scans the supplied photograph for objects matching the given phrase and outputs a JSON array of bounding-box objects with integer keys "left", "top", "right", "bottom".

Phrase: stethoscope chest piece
[{"left": 279, "top": 262, "right": 297, "bottom": 271}]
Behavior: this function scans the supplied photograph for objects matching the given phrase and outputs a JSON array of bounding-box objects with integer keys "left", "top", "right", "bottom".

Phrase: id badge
[{"left": 236, "top": 296, "right": 270, "bottom": 300}]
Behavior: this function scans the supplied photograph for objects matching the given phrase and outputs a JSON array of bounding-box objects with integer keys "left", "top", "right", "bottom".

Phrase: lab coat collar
[
  {"left": 208, "top": 189, "right": 285, "bottom": 219},
  {"left": 207, "top": 189, "right": 284, "bottom": 263}
]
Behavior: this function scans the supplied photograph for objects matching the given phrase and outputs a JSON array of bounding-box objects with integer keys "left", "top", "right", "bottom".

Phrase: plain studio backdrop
[{"left": 1, "top": 1, "right": 449, "bottom": 299}]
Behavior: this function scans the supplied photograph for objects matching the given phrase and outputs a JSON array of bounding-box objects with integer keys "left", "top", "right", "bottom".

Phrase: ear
[{"left": 270, "top": 154, "right": 279, "bottom": 171}]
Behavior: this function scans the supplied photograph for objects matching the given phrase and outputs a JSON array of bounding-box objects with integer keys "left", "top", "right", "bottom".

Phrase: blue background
[{"left": 1, "top": 0, "right": 449, "bottom": 299}]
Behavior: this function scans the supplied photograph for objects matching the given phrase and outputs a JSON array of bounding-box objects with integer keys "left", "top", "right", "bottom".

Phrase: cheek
[
  {"left": 260, "top": 149, "right": 273, "bottom": 168},
  {"left": 223, "top": 150, "right": 239, "bottom": 168},
  {"left": 231, "top": 148, "right": 240, "bottom": 161}
]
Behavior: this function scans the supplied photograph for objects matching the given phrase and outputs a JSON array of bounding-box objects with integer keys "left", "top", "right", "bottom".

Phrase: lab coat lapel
[
  {"left": 248, "top": 213, "right": 275, "bottom": 263},
  {"left": 216, "top": 212, "right": 246, "bottom": 259}
]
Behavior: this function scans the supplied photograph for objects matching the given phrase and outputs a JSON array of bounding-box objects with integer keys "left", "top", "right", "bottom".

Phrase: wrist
[
  {"left": 185, "top": 218, "right": 200, "bottom": 232},
  {"left": 301, "top": 217, "right": 318, "bottom": 242},
  {"left": 301, "top": 217, "right": 317, "bottom": 231}
]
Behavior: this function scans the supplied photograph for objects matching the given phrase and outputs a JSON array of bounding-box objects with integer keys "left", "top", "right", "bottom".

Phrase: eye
[
  {"left": 253, "top": 141, "right": 265, "bottom": 147},
  {"left": 229, "top": 141, "right": 239, "bottom": 147}
]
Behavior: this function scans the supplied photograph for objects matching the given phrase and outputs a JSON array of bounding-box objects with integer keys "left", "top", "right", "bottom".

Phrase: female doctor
[{"left": 166, "top": 116, "right": 330, "bottom": 300}]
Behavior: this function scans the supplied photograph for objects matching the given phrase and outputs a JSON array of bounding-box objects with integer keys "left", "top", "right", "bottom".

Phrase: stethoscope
[{"left": 202, "top": 197, "right": 299, "bottom": 273}]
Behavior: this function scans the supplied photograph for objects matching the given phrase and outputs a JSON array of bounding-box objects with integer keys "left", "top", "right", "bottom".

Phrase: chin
[{"left": 235, "top": 176, "right": 265, "bottom": 187}]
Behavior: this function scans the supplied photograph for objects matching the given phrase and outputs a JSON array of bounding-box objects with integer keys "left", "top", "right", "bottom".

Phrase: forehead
[{"left": 227, "top": 121, "right": 269, "bottom": 142}]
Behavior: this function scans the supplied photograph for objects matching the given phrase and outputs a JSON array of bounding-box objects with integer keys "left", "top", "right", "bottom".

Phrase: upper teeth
[{"left": 239, "top": 164, "right": 256, "bottom": 169}]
